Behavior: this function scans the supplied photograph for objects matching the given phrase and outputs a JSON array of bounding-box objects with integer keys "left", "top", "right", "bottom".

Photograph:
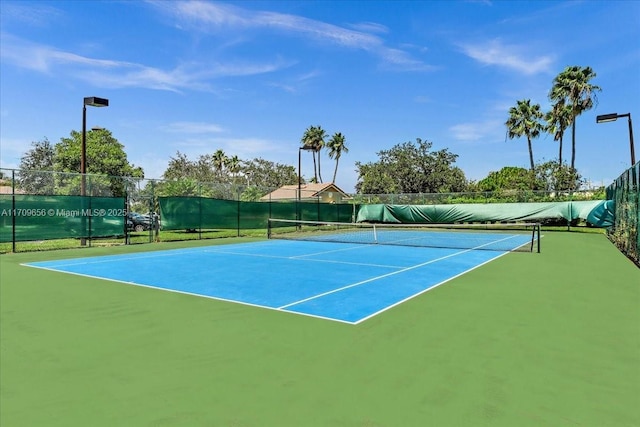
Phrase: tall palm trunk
[
  {"left": 332, "top": 157, "right": 340, "bottom": 183},
  {"left": 317, "top": 150, "right": 323, "bottom": 183},
  {"left": 312, "top": 152, "right": 318, "bottom": 182},
  {"left": 570, "top": 121, "right": 576, "bottom": 170},
  {"left": 558, "top": 135, "right": 563, "bottom": 166},
  {"left": 527, "top": 137, "right": 535, "bottom": 171}
]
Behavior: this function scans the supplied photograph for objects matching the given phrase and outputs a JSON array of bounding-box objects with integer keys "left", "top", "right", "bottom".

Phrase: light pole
[
  {"left": 298, "top": 145, "right": 314, "bottom": 220},
  {"left": 596, "top": 112, "right": 636, "bottom": 166},
  {"left": 81, "top": 96, "right": 109, "bottom": 245},
  {"left": 81, "top": 97, "right": 109, "bottom": 193}
]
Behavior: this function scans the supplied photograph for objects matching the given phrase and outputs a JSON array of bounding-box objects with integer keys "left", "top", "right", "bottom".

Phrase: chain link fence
[
  {"left": 0, "top": 169, "right": 355, "bottom": 252},
  {"left": 352, "top": 189, "right": 605, "bottom": 205},
  {"left": 0, "top": 167, "right": 608, "bottom": 253},
  {"left": 606, "top": 163, "right": 639, "bottom": 266}
]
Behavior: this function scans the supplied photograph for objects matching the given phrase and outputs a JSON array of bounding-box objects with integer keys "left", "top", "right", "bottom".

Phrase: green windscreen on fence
[
  {"left": 158, "top": 197, "right": 354, "bottom": 231},
  {"left": 606, "top": 163, "right": 639, "bottom": 265},
  {"left": 355, "top": 200, "right": 615, "bottom": 227},
  {"left": 0, "top": 195, "right": 126, "bottom": 242}
]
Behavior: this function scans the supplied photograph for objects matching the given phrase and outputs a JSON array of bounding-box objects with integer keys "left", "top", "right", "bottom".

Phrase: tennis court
[
  {"left": 3, "top": 231, "right": 639, "bottom": 427},
  {"left": 25, "top": 223, "right": 538, "bottom": 324}
]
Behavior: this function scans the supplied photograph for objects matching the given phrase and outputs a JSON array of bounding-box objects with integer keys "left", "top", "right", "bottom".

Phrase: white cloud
[
  {"left": 0, "top": 33, "right": 129, "bottom": 73},
  {"left": 348, "top": 22, "right": 390, "bottom": 34},
  {"left": 0, "top": 137, "right": 31, "bottom": 170},
  {"left": 167, "top": 135, "right": 286, "bottom": 160},
  {"left": 213, "top": 137, "right": 279, "bottom": 157},
  {"left": 0, "top": 3, "right": 64, "bottom": 27},
  {"left": 162, "top": 122, "right": 225, "bottom": 134},
  {"left": 267, "top": 70, "right": 322, "bottom": 94},
  {"left": 149, "top": 0, "right": 433, "bottom": 71},
  {"left": 459, "top": 38, "right": 554, "bottom": 75},
  {"left": 450, "top": 119, "right": 503, "bottom": 142},
  {"left": 0, "top": 33, "right": 293, "bottom": 92}
]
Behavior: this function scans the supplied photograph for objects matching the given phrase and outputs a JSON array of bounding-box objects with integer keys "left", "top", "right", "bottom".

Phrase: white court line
[
  {"left": 23, "top": 235, "right": 537, "bottom": 325},
  {"left": 24, "top": 241, "right": 405, "bottom": 273},
  {"left": 208, "top": 241, "right": 373, "bottom": 259},
  {"left": 353, "top": 250, "right": 511, "bottom": 324},
  {"left": 278, "top": 248, "right": 472, "bottom": 309},
  {"left": 278, "top": 234, "right": 522, "bottom": 310},
  {"left": 22, "top": 240, "right": 281, "bottom": 268},
  {"left": 384, "top": 231, "right": 524, "bottom": 247},
  {"left": 22, "top": 264, "right": 358, "bottom": 325},
  {"left": 202, "top": 249, "right": 405, "bottom": 269},
  {"left": 288, "top": 244, "right": 371, "bottom": 258},
  {"left": 24, "top": 250, "right": 193, "bottom": 268}
]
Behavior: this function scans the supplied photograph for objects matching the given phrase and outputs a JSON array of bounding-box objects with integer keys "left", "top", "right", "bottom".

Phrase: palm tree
[
  {"left": 301, "top": 125, "right": 326, "bottom": 182},
  {"left": 212, "top": 149, "right": 227, "bottom": 181},
  {"left": 226, "top": 155, "right": 241, "bottom": 184},
  {"left": 549, "top": 65, "right": 601, "bottom": 170},
  {"left": 505, "top": 99, "right": 545, "bottom": 171},
  {"left": 315, "top": 126, "right": 327, "bottom": 183},
  {"left": 544, "top": 100, "right": 573, "bottom": 166},
  {"left": 327, "top": 132, "right": 348, "bottom": 183},
  {"left": 301, "top": 126, "right": 316, "bottom": 181},
  {"left": 227, "top": 156, "right": 240, "bottom": 177}
]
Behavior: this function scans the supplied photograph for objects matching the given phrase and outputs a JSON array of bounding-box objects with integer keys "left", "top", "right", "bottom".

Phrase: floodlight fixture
[{"left": 596, "top": 112, "right": 635, "bottom": 166}]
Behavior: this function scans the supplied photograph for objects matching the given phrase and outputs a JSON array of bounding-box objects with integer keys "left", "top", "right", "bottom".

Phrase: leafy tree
[
  {"left": 241, "top": 158, "right": 298, "bottom": 189},
  {"left": 355, "top": 138, "right": 467, "bottom": 194},
  {"left": 327, "top": 132, "right": 348, "bottom": 183},
  {"left": 163, "top": 151, "right": 217, "bottom": 183},
  {"left": 355, "top": 161, "right": 399, "bottom": 194},
  {"left": 54, "top": 129, "right": 143, "bottom": 196},
  {"left": 18, "top": 138, "right": 56, "bottom": 194},
  {"left": 477, "top": 166, "right": 534, "bottom": 192},
  {"left": 17, "top": 130, "right": 142, "bottom": 196},
  {"left": 20, "top": 138, "right": 55, "bottom": 171},
  {"left": 549, "top": 65, "right": 601, "bottom": 169},
  {"left": 478, "top": 163, "right": 582, "bottom": 192},
  {"left": 545, "top": 100, "right": 573, "bottom": 166},
  {"left": 505, "top": 99, "right": 545, "bottom": 172},
  {"left": 193, "top": 155, "right": 216, "bottom": 183},
  {"left": 534, "top": 161, "right": 582, "bottom": 191},
  {"left": 155, "top": 178, "right": 200, "bottom": 197},
  {"left": 240, "top": 186, "right": 267, "bottom": 201},
  {"left": 163, "top": 152, "right": 195, "bottom": 180},
  {"left": 161, "top": 152, "right": 298, "bottom": 193}
]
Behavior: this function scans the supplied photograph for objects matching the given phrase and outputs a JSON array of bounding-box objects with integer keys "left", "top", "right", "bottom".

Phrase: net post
[
  {"left": 267, "top": 218, "right": 272, "bottom": 239},
  {"left": 536, "top": 223, "right": 541, "bottom": 253},
  {"left": 529, "top": 223, "right": 535, "bottom": 252},
  {"left": 373, "top": 223, "right": 378, "bottom": 244}
]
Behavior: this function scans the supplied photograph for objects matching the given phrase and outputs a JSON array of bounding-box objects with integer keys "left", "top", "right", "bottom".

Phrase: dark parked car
[{"left": 126, "top": 212, "right": 153, "bottom": 232}]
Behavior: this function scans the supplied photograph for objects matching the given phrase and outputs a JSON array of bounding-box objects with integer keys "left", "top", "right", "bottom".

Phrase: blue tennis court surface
[{"left": 25, "top": 239, "right": 525, "bottom": 324}]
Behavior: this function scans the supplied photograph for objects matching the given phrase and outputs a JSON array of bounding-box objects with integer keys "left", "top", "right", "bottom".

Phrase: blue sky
[{"left": 1, "top": 0, "right": 639, "bottom": 192}]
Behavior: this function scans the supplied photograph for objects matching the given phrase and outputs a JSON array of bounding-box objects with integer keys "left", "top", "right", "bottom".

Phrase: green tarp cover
[{"left": 356, "top": 200, "right": 615, "bottom": 227}]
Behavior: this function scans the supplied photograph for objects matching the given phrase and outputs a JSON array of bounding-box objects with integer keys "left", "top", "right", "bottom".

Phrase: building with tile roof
[{"left": 260, "top": 182, "right": 350, "bottom": 203}]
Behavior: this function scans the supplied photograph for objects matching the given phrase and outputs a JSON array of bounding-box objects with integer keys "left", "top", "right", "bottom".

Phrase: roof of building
[
  {"left": 0, "top": 185, "right": 25, "bottom": 195},
  {"left": 261, "top": 182, "right": 350, "bottom": 201}
]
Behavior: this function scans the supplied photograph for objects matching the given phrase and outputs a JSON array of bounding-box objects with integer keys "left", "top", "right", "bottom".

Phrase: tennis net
[{"left": 267, "top": 219, "right": 541, "bottom": 253}]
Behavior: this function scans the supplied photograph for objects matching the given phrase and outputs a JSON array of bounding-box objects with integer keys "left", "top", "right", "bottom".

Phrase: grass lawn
[{"left": 1, "top": 232, "right": 639, "bottom": 426}]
